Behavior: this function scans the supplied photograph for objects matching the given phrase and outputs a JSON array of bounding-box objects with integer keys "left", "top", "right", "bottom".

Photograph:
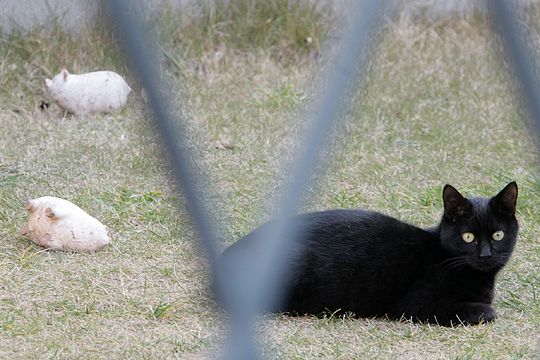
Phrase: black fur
[{"left": 219, "top": 182, "right": 519, "bottom": 326}]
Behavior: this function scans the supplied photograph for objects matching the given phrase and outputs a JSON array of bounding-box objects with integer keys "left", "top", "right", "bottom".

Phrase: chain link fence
[{"left": 103, "top": 0, "right": 539, "bottom": 358}]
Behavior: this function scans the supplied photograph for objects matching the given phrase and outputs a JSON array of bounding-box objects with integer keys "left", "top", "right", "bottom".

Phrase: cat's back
[
  {"left": 285, "top": 209, "right": 435, "bottom": 278},
  {"left": 224, "top": 209, "right": 434, "bottom": 266}
]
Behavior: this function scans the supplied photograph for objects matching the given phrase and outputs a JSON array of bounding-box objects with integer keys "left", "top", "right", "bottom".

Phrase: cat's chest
[{"left": 428, "top": 264, "right": 496, "bottom": 302}]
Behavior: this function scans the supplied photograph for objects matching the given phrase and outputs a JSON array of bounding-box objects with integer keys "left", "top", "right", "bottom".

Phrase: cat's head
[{"left": 439, "top": 182, "right": 519, "bottom": 272}]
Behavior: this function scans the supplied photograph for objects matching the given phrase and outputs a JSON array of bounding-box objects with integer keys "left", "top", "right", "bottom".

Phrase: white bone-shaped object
[
  {"left": 45, "top": 69, "right": 131, "bottom": 115},
  {"left": 21, "top": 196, "right": 111, "bottom": 252}
]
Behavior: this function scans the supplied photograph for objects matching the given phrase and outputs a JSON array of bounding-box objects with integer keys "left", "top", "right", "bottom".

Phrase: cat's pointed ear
[
  {"left": 490, "top": 181, "right": 518, "bottom": 217},
  {"left": 62, "top": 68, "right": 69, "bottom": 81},
  {"left": 443, "top": 185, "right": 472, "bottom": 220}
]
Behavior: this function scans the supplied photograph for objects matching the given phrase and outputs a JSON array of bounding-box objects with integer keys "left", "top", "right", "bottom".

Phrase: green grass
[
  {"left": 154, "top": 0, "right": 332, "bottom": 62},
  {"left": 1, "top": 2, "right": 540, "bottom": 359}
]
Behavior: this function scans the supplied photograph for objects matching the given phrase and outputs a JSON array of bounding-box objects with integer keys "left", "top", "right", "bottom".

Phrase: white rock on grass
[
  {"left": 21, "top": 196, "right": 111, "bottom": 252},
  {"left": 45, "top": 69, "right": 131, "bottom": 116}
]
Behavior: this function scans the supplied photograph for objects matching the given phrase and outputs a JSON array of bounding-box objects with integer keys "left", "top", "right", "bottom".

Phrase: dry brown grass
[{"left": 0, "top": 4, "right": 539, "bottom": 359}]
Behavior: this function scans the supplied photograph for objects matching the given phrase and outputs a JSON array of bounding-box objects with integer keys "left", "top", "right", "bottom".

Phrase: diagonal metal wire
[
  {"left": 105, "top": 1, "right": 385, "bottom": 359},
  {"left": 104, "top": 1, "right": 220, "bottom": 268},
  {"left": 490, "top": 0, "right": 540, "bottom": 144}
]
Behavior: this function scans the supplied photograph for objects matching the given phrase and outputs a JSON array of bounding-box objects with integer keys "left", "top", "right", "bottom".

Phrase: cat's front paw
[{"left": 453, "top": 303, "right": 496, "bottom": 325}]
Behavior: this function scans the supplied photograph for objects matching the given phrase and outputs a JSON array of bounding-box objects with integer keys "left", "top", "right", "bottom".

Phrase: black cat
[{"left": 219, "top": 182, "right": 519, "bottom": 326}]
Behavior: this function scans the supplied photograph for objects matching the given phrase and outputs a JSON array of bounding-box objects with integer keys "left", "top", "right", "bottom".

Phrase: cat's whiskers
[
  {"left": 436, "top": 256, "right": 469, "bottom": 282},
  {"left": 437, "top": 256, "right": 468, "bottom": 270}
]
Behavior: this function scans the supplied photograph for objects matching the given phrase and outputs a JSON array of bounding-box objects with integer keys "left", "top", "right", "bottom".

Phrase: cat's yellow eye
[
  {"left": 462, "top": 232, "right": 475, "bottom": 243},
  {"left": 492, "top": 230, "right": 504, "bottom": 241}
]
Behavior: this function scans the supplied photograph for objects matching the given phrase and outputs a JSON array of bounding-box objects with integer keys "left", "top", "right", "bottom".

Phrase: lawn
[{"left": 0, "top": 1, "right": 539, "bottom": 359}]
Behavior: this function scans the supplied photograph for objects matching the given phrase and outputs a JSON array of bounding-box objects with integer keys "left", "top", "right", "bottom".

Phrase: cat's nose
[{"left": 479, "top": 241, "right": 492, "bottom": 258}]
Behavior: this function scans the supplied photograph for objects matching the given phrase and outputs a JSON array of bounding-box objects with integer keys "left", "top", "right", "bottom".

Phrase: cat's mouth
[{"left": 468, "top": 258, "right": 502, "bottom": 272}]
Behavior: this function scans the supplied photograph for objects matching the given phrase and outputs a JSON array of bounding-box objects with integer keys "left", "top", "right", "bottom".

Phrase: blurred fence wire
[
  {"left": 104, "top": 0, "right": 539, "bottom": 358},
  {"left": 490, "top": 0, "right": 540, "bottom": 144}
]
